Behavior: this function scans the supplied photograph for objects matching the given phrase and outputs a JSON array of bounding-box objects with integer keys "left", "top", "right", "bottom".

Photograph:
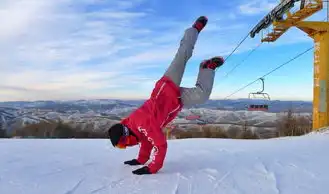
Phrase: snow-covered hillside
[
  {"left": 1, "top": 99, "right": 313, "bottom": 133},
  {"left": 179, "top": 108, "right": 281, "bottom": 125},
  {"left": 1, "top": 131, "right": 328, "bottom": 194},
  {"left": 176, "top": 108, "right": 311, "bottom": 129}
]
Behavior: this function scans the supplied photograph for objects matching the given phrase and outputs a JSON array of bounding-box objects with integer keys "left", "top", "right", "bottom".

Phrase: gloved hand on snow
[
  {"left": 132, "top": 166, "right": 151, "bottom": 175},
  {"left": 124, "top": 159, "right": 141, "bottom": 166}
]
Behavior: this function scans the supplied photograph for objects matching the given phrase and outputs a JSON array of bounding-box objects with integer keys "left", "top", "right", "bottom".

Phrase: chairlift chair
[{"left": 247, "top": 78, "right": 271, "bottom": 111}]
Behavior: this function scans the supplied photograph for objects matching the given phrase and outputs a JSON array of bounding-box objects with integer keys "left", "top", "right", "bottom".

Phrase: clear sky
[{"left": 1, "top": 0, "right": 328, "bottom": 102}]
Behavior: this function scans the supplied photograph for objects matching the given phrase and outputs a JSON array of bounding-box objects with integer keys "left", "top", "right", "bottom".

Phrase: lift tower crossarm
[
  {"left": 250, "top": 0, "right": 301, "bottom": 38},
  {"left": 261, "top": 0, "right": 323, "bottom": 42}
]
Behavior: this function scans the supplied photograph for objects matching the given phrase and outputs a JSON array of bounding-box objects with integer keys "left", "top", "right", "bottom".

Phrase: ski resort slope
[{"left": 1, "top": 132, "right": 329, "bottom": 194}]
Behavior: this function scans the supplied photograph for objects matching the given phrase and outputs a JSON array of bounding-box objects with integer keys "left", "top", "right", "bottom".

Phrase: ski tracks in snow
[
  {"left": 172, "top": 172, "right": 192, "bottom": 194},
  {"left": 170, "top": 168, "right": 232, "bottom": 194},
  {"left": 64, "top": 178, "right": 85, "bottom": 194},
  {"left": 258, "top": 159, "right": 281, "bottom": 194},
  {"left": 89, "top": 171, "right": 145, "bottom": 194},
  {"left": 90, "top": 177, "right": 125, "bottom": 194},
  {"left": 212, "top": 170, "right": 231, "bottom": 191}
]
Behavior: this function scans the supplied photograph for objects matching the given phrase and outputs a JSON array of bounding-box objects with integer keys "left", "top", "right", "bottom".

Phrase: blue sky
[{"left": 0, "top": 0, "right": 327, "bottom": 102}]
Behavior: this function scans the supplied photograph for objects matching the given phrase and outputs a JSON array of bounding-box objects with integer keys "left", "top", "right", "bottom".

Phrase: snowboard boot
[
  {"left": 201, "top": 56, "right": 225, "bottom": 70},
  {"left": 193, "top": 16, "right": 208, "bottom": 33}
]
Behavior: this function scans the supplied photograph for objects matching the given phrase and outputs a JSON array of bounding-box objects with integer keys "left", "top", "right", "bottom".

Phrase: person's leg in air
[
  {"left": 163, "top": 15, "right": 224, "bottom": 107},
  {"left": 164, "top": 16, "right": 208, "bottom": 87},
  {"left": 180, "top": 57, "right": 224, "bottom": 107}
]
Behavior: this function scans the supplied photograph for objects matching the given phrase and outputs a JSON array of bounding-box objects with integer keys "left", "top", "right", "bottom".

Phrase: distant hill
[
  {"left": 0, "top": 99, "right": 312, "bottom": 134},
  {"left": 0, "top": 99, "right": 312, "bottom": 113}
]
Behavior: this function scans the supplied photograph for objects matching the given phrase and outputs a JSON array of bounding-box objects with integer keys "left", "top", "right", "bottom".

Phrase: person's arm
[
  {"left": 146, "top": 141, "right": 167, "bottom": 174},
  {"left": 132, "top": 128, "right": 167, "bottom": 175},
  {"left": 137, "top": 139, "right": 153, "bottom": 164}
]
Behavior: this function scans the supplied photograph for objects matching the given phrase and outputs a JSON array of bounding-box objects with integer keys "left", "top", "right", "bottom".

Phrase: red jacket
[{"left": 120, "top": 76, "right": 182, "bottom": 173}]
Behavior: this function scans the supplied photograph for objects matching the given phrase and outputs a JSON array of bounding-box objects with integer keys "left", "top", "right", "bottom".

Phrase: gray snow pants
[{"left": 164, "top": 27, "right": 215, "bottom": 108}]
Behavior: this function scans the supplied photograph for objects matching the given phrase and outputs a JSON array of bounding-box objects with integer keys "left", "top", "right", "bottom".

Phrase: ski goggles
[
  {"left": 116, "top": 144, "right": 126, "bottom": 149},
  {"left": 115, "top": 135, "right": 138, "bottom": 149},
  {"left": 116, "top": 136, "right": 127, "bottom": 149},
  {"left": 114, "top": 126, "right": 139, "bottom": 149},
  {"left": 114, "top": 126, "right": 130, "bottom": 149}
]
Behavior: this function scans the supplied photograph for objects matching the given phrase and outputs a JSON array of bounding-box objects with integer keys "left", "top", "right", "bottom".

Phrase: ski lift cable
[
  {"left": 213, "top": 5, "right": 328, "bottom": 109},
  {"left": 221, "top": 33, "right": 251, "bottom": 63},
  {"left": 220, "top": 11, "right": 328, "bottom": 81},
  {"left": 218, "top": 1, "right": 328, "bottom": 70},
  {"left": 221, "top": 42, "right": 263, "bottom": 79},
  {"left": 218, "top": 15, "right": 328, "bottom": 108},
  {"left": 212, "top": 42, "right": 263, "bottom": 91},
  {"left": 223, "top": 46, "right": 314, "bottom": 99}
]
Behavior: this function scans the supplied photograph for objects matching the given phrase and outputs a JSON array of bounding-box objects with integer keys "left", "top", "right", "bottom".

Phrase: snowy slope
[
  {"left": 178, "top": 108, "right": 302, "bottom": 127},
  {"left": 1, "top": 132, "right": 329, "bottom": 194},
  {"left": 180, "top": 108, "right": 278, "bottom": 123}
]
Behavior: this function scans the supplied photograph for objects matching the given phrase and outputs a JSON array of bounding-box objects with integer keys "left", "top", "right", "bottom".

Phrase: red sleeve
[
  {"left": 147, "top": 142, "right": 167, "bottom": 174},
  {"left": 137, "top": 140, "right": 153, "bottom": 164},
  {"left": 145, "top": 129, "right": 168, "bottom": 174}
]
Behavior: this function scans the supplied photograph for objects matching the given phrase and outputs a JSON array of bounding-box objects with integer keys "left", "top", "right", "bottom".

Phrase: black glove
[
  {"left": 132, "top": 166, "right": 151, "bottom": 175},
  {"left": 124, "top": 159, "right": 141, "bottom": 166}
]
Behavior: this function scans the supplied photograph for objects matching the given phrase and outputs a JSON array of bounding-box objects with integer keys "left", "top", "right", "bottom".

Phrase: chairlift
[{"left": 247, "top": 78, "right": 271, "bottom": 111}]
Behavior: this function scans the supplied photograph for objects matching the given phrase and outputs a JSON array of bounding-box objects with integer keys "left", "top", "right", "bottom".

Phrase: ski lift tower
[{"left": 250, "top": 0, "right": 328, "bottom": 130}]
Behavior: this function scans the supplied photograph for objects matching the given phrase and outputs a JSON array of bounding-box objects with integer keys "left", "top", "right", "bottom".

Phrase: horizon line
[{"left": 0, "top": 98, "right": 313, "bottom": 103}]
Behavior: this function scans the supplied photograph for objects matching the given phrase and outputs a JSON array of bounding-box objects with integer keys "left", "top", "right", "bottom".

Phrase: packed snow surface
[{"left": 1, "top": 132, "right": 329, "bottom": 194}]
